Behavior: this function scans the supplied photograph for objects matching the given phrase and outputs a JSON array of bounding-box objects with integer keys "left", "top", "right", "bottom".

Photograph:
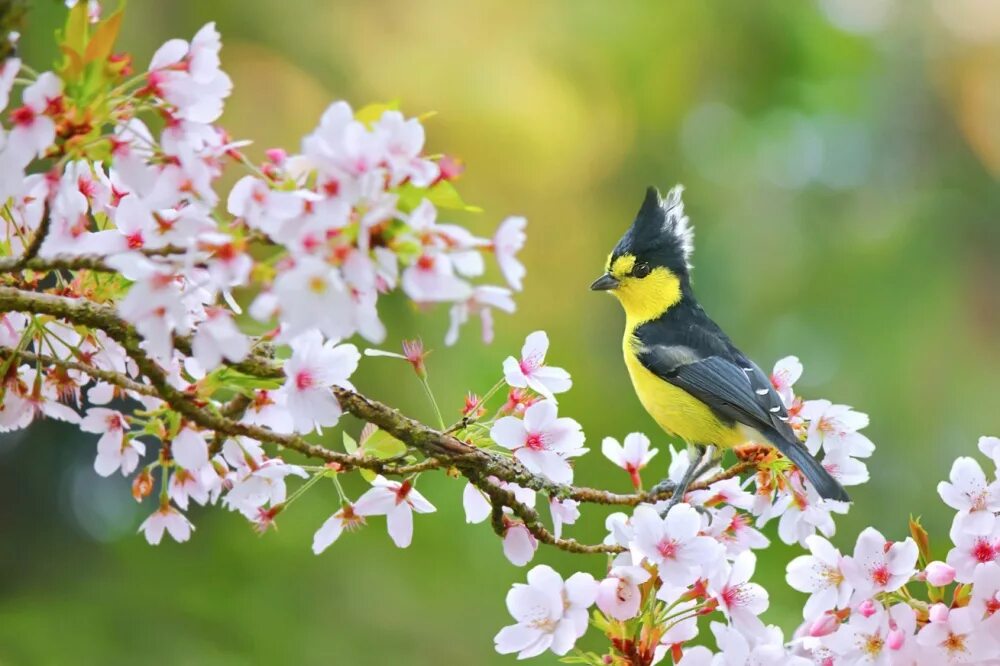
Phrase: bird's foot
[{"left": 648, "top": 478, "right": 676, "bottom": 497}]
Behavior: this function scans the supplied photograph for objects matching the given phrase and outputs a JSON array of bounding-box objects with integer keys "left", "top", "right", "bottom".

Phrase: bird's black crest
[{"left": 612, "top": 185, "right": 694, "bottom": 274}]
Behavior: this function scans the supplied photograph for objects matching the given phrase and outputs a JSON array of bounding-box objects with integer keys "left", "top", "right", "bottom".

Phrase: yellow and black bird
[{"left": 591, "top": 186, "right": 849, "bottom": 505}]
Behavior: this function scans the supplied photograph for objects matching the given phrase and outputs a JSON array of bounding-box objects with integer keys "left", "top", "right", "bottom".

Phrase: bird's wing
[{"left": 637, "top": 344, "right": 795, "bottom": 440}]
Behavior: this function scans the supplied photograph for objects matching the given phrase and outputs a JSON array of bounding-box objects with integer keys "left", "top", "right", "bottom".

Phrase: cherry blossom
[
  {"left": 969, "top": 563, "right": 1000, "bottom": 626},
  {"left": 925, "top": 561, "right": 957, "bottom": 587},
  {"left": 190, "top": 307, "right": 250, "bottom": 370},
  {"left": 493, "top": 216, "right": 527, "bottom": 292},
  {"left": 222, "top": 460, "right": 307, "bottom": 520},
  {"left": 629, "top": 503, "right": 724, "bottom": 587},
  {"left": 312, "top": 503, "right": 366, "bottom": 554},
  {"left": 280, "top": 330, "right": 360, "bottom": 434},
  {"left": 7, "top": 72, "right": 61, "bottom": 164},
  {"left": 916, "top": 606, "right": 996, "bottom": 663},
  {"left": 502, "top": 522, "right": 537, "bottom": 566},
  {"left": 353, "top": 476, "right": 436, "bottom": 548},
  {"left": 172, "top": 427, "right": 210, "bottom": 471},
  {"left": 548, "top": 498, "right": 579, "bottom": 540},
  {"left": 147, "top": 22, "right": 232, "bottom": 123},
  {"left": 596, "top": 564, "right": 651, "bottom": 621},
  {"left": 708, "top": 551, "right": 769, "bottom": 632},
  {"left": 462, "top": 479, "right": 535, "bottom": 524},
  {"left": 937, "top": 456, "right": 1000, "bottom": 535},
  {"left": 770, "top": 355, "right": 803, "bottom": 407},
  {"left": 946, "top": 525, "right": 1000, "bottom": 583},
  {"left": 502, "top": 331, "right": 572, "bottom": 402},
  {"left": 80, "top": 408, "right": 145, "bottom": 477},
  {"left": 490, "top": 400, "right": 586, "bottom": 484},
  {"left": 602, "top": 432, "right": 658, "bottom": 489},
  {"left": 824, "top": 601, "right": 893, "bottom": 665},
  {"left": 979, "top": 436, "right": 1000, "bottom": 471},
  {"left": 786, "top": 535, "right": 853, "bottom": 618},
  {"left": 799, "top": 399, "right": 875, "bottom": 458},
  {"left": 139, "top": 505, "right": 194, "bottom": 545},
  {"left": 494, "top": 565, "right": 597, "bottom": 659},
  {"left": 841, "top": 527, "right": 918, "bottom": 598},
  {"left": 445, "top": 285, "right": 516, "bottom": 346}
]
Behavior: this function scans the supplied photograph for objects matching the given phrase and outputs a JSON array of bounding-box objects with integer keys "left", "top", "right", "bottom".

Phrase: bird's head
[{"left": 590, "top": 185, "right": 693, "bottom": 324}]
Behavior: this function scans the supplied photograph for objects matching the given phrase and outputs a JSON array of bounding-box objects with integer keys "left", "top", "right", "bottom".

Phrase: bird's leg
[
  {"left": 692, "top": 445, "right": 721, "bottom": 481},
  {"left": 659, "top": 444, "right": 706, "bottom": 515}
]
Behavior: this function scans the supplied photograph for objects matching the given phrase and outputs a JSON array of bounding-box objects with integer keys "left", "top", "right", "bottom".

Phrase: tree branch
[{"left": 0, "top": 284, "right": 761, "bottom": 556}]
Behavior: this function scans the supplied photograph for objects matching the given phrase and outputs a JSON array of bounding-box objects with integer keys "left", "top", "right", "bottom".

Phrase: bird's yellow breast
[{"left": 623, "top": 334, "right": 745, "bottom": 448}]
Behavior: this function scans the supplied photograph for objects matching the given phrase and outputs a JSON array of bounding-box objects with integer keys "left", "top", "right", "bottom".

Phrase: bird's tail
[{"left": 761, "top": 430, "right": 851, "bottom": 503}]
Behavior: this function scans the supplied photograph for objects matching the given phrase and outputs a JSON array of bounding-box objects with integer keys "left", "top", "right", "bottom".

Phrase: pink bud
[
  {"left": 925, "top": 561, "right": 956, "bottom": 587},
  {"left": 857, "top": 599, "right": 878, "bottom": 617},
  {"left": 928, "top": 603, "right": 950, "bottom": 623},
  {"left": 265, "top": 148, "right": 287, "bottom": 165},
  {"left": 808, "top": 613, "right": 839, "bottom": 637},
  {"left": 887, "top": 627, "right": 906, "bottom": 650},
  {"left": 595, "top": 576, "right": 641, "bottom": 621}
]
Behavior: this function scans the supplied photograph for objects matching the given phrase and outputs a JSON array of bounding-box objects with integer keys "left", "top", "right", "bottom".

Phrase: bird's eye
[{"left": 633, "top": 263, "right": 651, "bottom": 278}]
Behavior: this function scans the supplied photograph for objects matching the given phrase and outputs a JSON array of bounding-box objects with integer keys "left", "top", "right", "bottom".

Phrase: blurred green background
[{"left": 3, "top": 1, "right": 1000, "bottom": 664}]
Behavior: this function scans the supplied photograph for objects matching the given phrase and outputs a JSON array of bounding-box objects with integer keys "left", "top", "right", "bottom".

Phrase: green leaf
[
  {"left": 63, "top": 3, "right": 89, "bottom": 55},
  {"left": 342, "top": 431, "right": 358, "bottom": 454},
  {"left": 355, "top": 100, "right": 400, "bottom": 127},
  {"left": 207, "top": 367, "right": 283, "bottom": 394},
  {"left": 363, "top": 429, "right": 407, "bottom": 460},
  {"left": 346, "top": 429, "right": 375, "bottom": 482},
  {"left": 427, "top": 180, "right": 481, "bottom": 211},
  {"left": 83, "top": 8, "right": 124, "bottom": 65}
]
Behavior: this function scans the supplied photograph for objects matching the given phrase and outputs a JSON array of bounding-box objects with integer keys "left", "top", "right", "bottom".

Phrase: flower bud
[
  {"left": 857, "top": 599, "right": 878, "bottom": 617},
  {"left": 808, "top": 613, "right": 839, "bottom": 637},
  {"left": 887, "top": 628, "right": 906, "bottom": 651},
  {"left": 265, "top": 148, "right": 287, "bottom": 165},
  {"left": 928, "top": 603, "right": 949, "bottom": 623},
  {"left": 924, "top": 561, "right": 956, "bottom": 587},
  {"left": 132, "top": 468, "right": 154, "bottom": 502}
]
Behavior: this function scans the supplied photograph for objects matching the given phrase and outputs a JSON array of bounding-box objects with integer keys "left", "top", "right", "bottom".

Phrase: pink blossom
[
  {"left": 490, "top": 400, "right": 586, "bottom": 484},
  {"left": 709, "top": 551, "right": 769, "bottom": 632},
  {"left": 7, "top": 72, "right": 61, "bottom": 163},
  {"left": 312, "top": 503, "right": 366, "bottom": 554},
  {"left": 946, "top": 525, "right": 999, "bottom": 583},
  {"left": 786, "top": 534, "right": 853, "bottom": 618},
  {"left": 629, "top": 503, "right": 723, "bottom": 587},
  {"left": 191, "top": 307, "right": 250, "bottom": 370},
  {"left": 916, "top": 606, "right": 997, "bottom": 663},
  {"left": 139, "top": 505, "right": 194, "bottom": 545},
  {"left": 841, "top": 527, "right": 918, "bottom": 597},
  {"left": 353, "top": 476, "right": 436, "bottom": 548},
  {"left": 925, "top": 561, "right": 957, "bottom": 587},
  {"left": 502, "top": 331, "right": 572, "bottom": 402},
  {"left": 602, "top": 432, "right": 658, "bottom": 489},
  {"left": 172, "top": 427, "right": 209, "bottom": 471},
  {"left": 770, "top": 355, "right": 803, "bottom": 407},
  {"left": 938, "top": 456, "right": 1000, "bottom": 535},
  {"left": 596, "top": 565, "right": 650, "bottom": 620},
  {"left": 445, "top": 285, "right": 515, "bottom": 346},
  {"left": 494, "top": 565, "right": 597, "bottom": 659},
  {"left": 493, "top": 215, "right": 526, "bottom": 292},
  {"left": 280, "top": 330, "right": 359, "bottom": 434},
  {"left": 502, "top": 522, "right": 537, "bottom": 566},
  {"left": 80, "top": 408, "right": 145, "bottom": 477},
  {"left": 549, "top": 498, "right": 580, "bottom": 539}
]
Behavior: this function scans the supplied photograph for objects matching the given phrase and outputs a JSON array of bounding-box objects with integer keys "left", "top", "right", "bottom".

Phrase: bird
[{"left": 590, "top": 185, "right": 850, "bottom": 507}]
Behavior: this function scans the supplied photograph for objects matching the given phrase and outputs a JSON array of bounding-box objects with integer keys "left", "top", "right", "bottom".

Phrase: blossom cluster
[
  {"left": 493, "top": 355, "right": 882, "bottom": 664},
  {"left": 0, "top": 6, "right": 523, "bottom": 541}
]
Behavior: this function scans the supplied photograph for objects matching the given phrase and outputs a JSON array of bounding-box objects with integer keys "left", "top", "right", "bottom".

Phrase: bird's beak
[{"left": 590, "top": 273, "right": 619, "bottom": 291}]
